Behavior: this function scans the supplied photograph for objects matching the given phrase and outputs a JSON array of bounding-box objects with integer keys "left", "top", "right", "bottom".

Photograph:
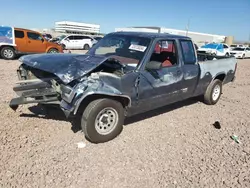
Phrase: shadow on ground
[{"left": 19, "top": 98, "right": 200, "bottom": 133}]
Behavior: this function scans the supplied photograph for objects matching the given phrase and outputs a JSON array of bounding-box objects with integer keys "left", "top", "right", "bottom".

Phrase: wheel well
[
  {"left": 0, "top": 45, "right": 15, "bottom": 51},
  {"left": 76, "top": 94, "right": 130, "bottom": 115},
  {"left": 214, "top": 74, "right": 226, "bottom": 82},
  {"left": 47, "top": 47, "right": 58, "bottom": 52}
]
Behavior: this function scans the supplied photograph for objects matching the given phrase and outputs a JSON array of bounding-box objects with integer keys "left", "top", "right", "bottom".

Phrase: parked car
[
  {"left": 230, "top": 47, "right": 250, "bottom": 59},
  {"left": 198, "top": 43, "right": 230, "bottom": 56},
  {"left": 59, "top": 34, "right": 97, "bottom": 50},
  {"left": 230, "top": 44, "right": 244, "bottom": 49},
  {"left": 9, "top": 32, "right": 237, "bottom": 143},
  {"left": 0, "top": 26, "right": 63, "bottom": 60}
]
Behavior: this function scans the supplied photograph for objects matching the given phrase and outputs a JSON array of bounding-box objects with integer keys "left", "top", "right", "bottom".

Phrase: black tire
[
  {"left": 242, "top": 54, "right": 245, "bottom": 59},
  {"left": 81, "top": 98, "right": 124, "bottom": 143},
  {"left": 48, "top": 48, "right": 59, "bottom": 53},
  {"left": 204, "top": 79, "right": 222, "bottom": 105},
  {"left": 83, "top": 44, "right": 90, "bottom": 50},
  {"left": 1, "top": 46, "right": 16, "bottom": 60},
  {"left": 225, "top": 53, "right": 229, "bottom": 57}
]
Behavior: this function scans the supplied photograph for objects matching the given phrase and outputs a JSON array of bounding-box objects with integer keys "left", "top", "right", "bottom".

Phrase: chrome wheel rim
[
  {"left": 3, "top": 49, "right": 13, "bottom": 58},
  {"left": 95, "top": 107, "right": 118, "bottom": 135},
  {"left": 212, "top": 84, "right": 221, "bottom": 101}
]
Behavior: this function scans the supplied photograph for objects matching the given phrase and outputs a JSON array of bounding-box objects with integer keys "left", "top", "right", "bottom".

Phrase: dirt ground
[{"left": 0, "top": 54, "right": 249, "bottom": 188}]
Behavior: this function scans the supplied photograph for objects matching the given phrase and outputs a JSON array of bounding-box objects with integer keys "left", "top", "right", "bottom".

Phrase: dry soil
[{"left": 0, "top": 55, "right": 249, "bottom": 188}]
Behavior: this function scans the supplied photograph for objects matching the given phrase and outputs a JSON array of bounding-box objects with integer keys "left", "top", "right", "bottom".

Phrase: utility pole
[{"left": 186, "top": 18, "right": 190, "bottom": 36}]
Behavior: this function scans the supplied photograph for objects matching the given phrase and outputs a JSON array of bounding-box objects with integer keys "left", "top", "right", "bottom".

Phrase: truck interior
[{"left": 150, "top": 40, "right": 178, "bottom": 67}]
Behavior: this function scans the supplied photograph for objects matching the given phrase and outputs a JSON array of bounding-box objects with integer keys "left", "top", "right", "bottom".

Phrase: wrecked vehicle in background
[{"left": 10, "top": 32, "right": 237, "bottom": 143}]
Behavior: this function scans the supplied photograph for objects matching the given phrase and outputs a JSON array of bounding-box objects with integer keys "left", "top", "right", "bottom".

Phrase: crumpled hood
[{"left": 19, "top": 53, "right": 107, "bottom": 84}]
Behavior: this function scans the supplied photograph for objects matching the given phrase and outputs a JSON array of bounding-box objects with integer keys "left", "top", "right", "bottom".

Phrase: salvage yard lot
[{"left": 0, "top": 56, "right": 250, "bottom": 187}]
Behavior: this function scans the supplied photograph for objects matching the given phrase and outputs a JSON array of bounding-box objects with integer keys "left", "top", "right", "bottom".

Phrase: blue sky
[{"left": 1, "top": 0, "right": 249, "bottom": 41}]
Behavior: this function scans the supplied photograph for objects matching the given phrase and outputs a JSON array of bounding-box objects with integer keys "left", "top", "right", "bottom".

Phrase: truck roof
[{"left": 111, "top": 31, "right": 191, "bottom": 40}]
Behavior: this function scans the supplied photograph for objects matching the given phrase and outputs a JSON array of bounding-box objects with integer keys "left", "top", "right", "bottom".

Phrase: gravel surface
[{"left": 0, "top": 56, "right": 250, "bottom": 188}]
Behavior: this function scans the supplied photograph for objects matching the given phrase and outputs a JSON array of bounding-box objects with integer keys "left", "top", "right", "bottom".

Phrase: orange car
[{"left": 0, "top": 26, "right": 63, "bottom": 60}]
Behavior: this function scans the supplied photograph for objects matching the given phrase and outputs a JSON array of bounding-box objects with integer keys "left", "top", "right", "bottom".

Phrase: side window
[
  {"left": 180, "top": 40, "right": 196, "bottom": 65},
  {"left": 27, "top": 32, "right": 42, "bottom": 40},
  {"left": 68, "top": 36, "right": 74, "bottom": 40},
  {"left": 14, "top": 30, "right": 24, "bottom": 38},
  {"left": 223, "top": 44, "right": 228, "bottom": 49},
  {"left": 148, "top": 40, "right": 178, "bottom": 68},
  {"left": 74, "top": 36, "right": 84, "bottom": 40}
]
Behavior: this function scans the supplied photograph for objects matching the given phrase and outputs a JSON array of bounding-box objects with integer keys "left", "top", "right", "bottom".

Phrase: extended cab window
[
  {"left": 180, "top": 40, "right": 196, "bottom": 65},
  {"left": 14, "top": 30, "right": 24, "bottom": 38},
  {"left": 27, "top": 32, "right": 42, "bottom": 40},
  {"left": 149, "top": 40, "right": 178, "bottom": 67}
]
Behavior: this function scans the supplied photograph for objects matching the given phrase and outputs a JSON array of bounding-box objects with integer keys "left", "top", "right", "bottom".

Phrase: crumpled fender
[{"left": 71, "top": 80, "right": 131, "bottom": 115}]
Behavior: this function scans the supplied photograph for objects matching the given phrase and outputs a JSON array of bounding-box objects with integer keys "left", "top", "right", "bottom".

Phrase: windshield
[
  {"left": 57, "top": 35, "right": 67, "bottom": 41},
  {"left": 201, "top": 43, "right": 219, "bottom": 49},
  {"left": 87, "top": 34, "right": 151, "bottom": 65},
  {"left": 233, "top": 48, "right": 245, "bottom": 51}
]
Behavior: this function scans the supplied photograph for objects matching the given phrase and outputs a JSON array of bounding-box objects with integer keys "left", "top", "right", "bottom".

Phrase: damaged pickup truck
[{"left": 10, "top": 32, "right": 237, "bottom": 143}]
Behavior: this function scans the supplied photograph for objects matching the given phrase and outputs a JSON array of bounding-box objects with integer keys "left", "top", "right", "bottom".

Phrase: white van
[{"left": 60, "top": 35, "right": 97, "bottom": 50}]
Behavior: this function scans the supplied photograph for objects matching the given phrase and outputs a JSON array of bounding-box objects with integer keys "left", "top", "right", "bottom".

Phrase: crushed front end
[{"left": 9, "top": 64, "right": 61, "bottom": 110}]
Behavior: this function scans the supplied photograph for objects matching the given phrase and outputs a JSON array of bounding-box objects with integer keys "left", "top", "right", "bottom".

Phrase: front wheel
[
  {"left": 1, "top": 47, "right": 16, "bottom": 60},
  {"left": 204, "top": 79, "right": 222, "bottom": 105},
  {"left": 81, "top": 99, "right": 124, "bottom": 143},
  {"left": 48, "top": 48, "right": 59, "bottom": 53},
  {"left": 242, "top": 54, "right": 245, "bottom": 59}
]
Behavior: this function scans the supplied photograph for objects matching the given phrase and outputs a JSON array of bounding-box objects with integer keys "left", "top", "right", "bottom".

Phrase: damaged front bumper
[{"left": 9, "top": 79, "right": 60, "bottom": 111}]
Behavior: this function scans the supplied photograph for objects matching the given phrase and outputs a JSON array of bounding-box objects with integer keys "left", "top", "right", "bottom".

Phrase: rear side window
[
  {"left": 27, "top": 32, "right": 42, "bottom": 40},
  {"left": 74, "top": 36, "right": 84, "bottom": 40},
  {"left": 15, "top": 30, "right": 24, "bottom": 38},
  {"left": 180, "top": 40, "right": 196, "bottom": 65}
]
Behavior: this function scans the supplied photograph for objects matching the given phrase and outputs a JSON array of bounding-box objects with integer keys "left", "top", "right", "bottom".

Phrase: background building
[
  {"left": 115, "top": 26, "right": 227, "bottom": 46},
  {"left": 55, "top": 21, "right": 100, "bottom": 35}
]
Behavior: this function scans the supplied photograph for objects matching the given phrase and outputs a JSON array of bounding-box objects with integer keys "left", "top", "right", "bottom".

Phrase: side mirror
[{"left": 145, "top": 61, "right": 162, "bottom": 70}]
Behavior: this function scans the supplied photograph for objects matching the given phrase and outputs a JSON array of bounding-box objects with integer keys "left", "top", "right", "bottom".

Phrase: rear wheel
[
  {"left": 81, "top": 98, "right": 124, "bottom": 143},
  {"left": 83, "top": 44, "right": 90, "bottom": 50},
  {"left": 204, "top": 79, "right": 222, "bottom": 105},
  {"left": 242, "top": 54, "right": 245, "bottom": 59},
  {"left": 1, "top": 47, "right": 16, "bottom": 60},
  {"left": 48, "top": 48, "right": 59, "bottom": 53},
  {"left": 225, "top": 53, "right": 229, "bottom": 57}
]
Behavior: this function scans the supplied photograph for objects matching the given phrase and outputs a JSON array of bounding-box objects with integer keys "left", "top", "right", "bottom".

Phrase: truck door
[
  {"left": 14, "top": 29, "right": 27, "bottom": 52},
  {"left": 136, "top": 39, "right": 184, "bottom": 112},
  {"left": 178, "top": 40, "right": 199, "bottom": 99},
  {"left": 26, "top": 32, "right": 46, "bottom": 53}
]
